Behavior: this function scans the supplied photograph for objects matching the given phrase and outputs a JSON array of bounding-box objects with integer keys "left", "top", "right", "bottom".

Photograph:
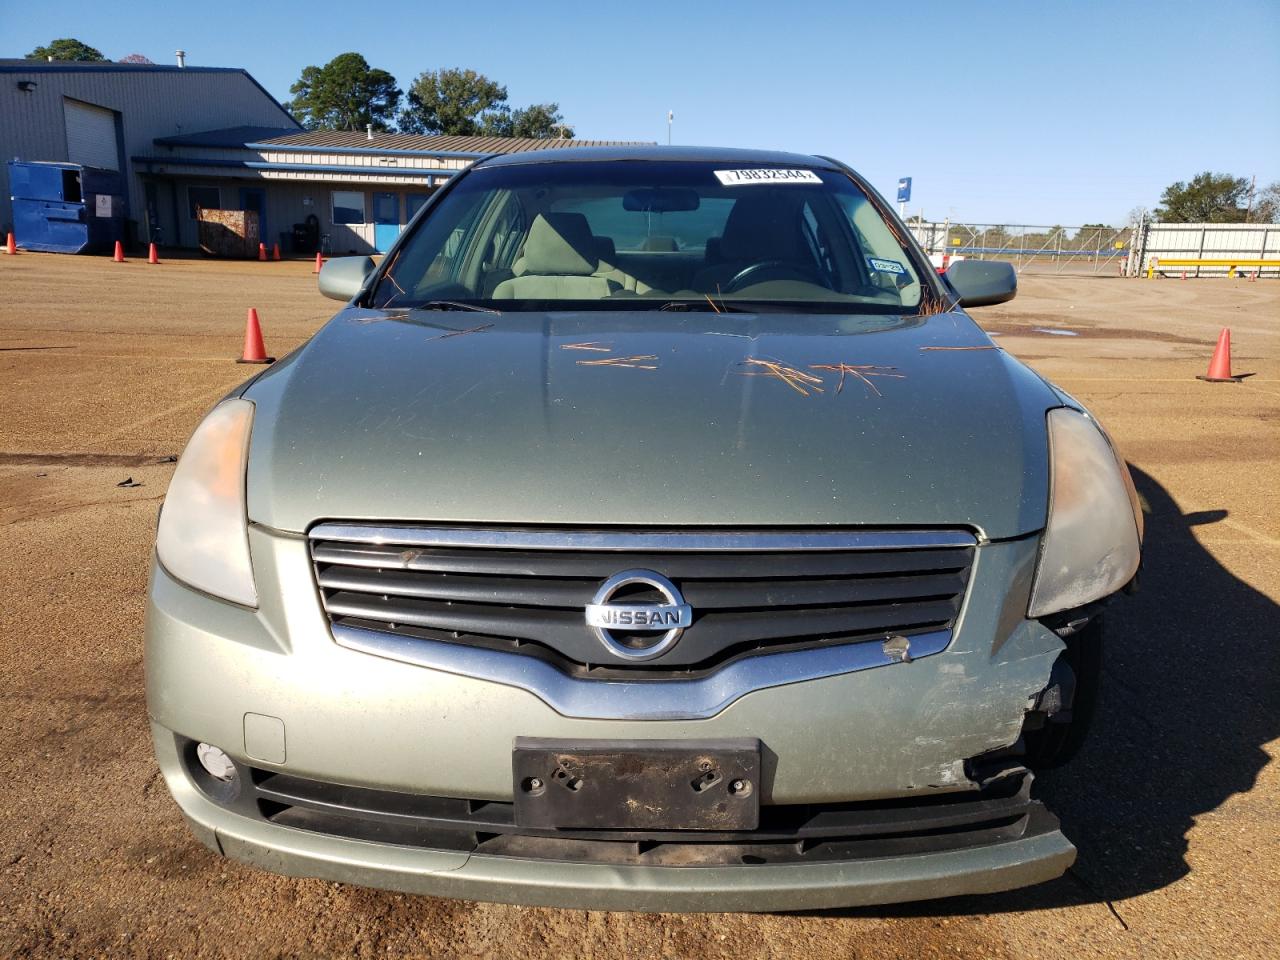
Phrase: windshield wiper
[
  {"left": 416, "top": 300, "right": 501, "bottom": 314},
  {"left": 657, "top": 299, "right": 751, "bottom": 313}
]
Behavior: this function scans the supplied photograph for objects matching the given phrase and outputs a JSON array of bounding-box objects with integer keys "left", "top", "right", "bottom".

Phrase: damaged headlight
[
  {"left": 156, "top": 398, "right": 257, "bottom": 607},
  {"left": 1028, "top": 407, "right": 1143, "bottom": 618}
]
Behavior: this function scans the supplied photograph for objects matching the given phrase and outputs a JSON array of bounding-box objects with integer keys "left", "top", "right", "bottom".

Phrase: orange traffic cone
[
  {"left": 237, "top": 308, "right": 275, "bottom": 365},
  {"left": 1181, "top": 271, "right": 1187, "bottom": 280},
  {"left": 112, "top": 240, "right": 125, "bottom": 262},
  {"left": 272, "top": 242, "right": 282, "bottom": 261},
  {"left": 258, "top": 242, "right": 268, "bottom": 262},
  {"left": 313, "top": 251, "right": 324, "bottom": 274},
  {"left": 1197, "top": 328, "right": 1242, "bottom": 383},
  {"left": 148, "top": 242, "right": 160, "bottom": 265},
  {"left": 4, "top": 232, "right": 16, "bottom": 255}
]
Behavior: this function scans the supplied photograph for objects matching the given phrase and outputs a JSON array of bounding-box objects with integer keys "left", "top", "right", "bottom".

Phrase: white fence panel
[{"left": 1137, "top": 222, "right": 1279, "bottom": 277}]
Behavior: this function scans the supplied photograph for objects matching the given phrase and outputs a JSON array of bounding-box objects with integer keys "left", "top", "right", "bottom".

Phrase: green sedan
[{"left": 145, "top": 147, "right": 1143, "bottom": 911}]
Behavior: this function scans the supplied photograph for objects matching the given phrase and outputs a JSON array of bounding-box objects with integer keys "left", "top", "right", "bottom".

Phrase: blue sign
[{"left": 897, "top": 177, "right": 912, "bottom": 203}]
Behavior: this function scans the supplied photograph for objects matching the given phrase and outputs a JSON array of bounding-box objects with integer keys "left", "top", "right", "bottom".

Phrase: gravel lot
[{"left": 1, "top": 251, "right": 1276, "bottom": 959}]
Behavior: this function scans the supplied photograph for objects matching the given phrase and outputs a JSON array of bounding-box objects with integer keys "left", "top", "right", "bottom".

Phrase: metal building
[
  {"left": 0, "top": 59, "right": 299, "bottom": 245},
  {"left": 2, "top": 58, "right": 645, "bottom": 256},
  {"left": 133, "top": 129, "right": 644, "bottom": 255}
]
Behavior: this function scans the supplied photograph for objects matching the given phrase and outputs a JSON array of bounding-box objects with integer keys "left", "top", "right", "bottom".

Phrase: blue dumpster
[{"left": 8, "top": 160, "right": 125, "bottom": 254}]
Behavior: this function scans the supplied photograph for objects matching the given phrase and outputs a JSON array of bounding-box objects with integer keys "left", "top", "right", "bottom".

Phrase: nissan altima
[{"left": 145, "top": 146, "right": 1143, "bottom": 911}]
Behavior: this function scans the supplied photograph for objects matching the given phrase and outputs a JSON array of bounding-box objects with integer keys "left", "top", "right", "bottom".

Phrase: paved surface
[{"left": 1, "top": 252, "right": 1276, "bottom": 959}]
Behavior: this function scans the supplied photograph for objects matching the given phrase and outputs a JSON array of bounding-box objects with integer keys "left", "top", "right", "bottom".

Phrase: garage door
[{"left": 64, "top": 98, "right": 120, "bottom": 171}]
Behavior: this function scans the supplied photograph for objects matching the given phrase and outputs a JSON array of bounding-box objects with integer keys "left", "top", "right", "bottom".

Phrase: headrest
[
  {"left": 522, "top": 213, "right": 599, "bottom": 275},
  {"left": 593, "top": 235, "right": 616, "bottom": 262},
  {"left": 719, "top": 197, "right": 800, "bottom": 261}
]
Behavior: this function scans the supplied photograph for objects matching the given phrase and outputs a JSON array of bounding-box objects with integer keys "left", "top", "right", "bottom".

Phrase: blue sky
[{"left": 5, "top": 0, "right": 1277, "bottom": 224}]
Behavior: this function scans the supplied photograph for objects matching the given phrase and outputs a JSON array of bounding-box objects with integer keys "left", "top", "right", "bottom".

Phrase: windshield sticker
[
  {"left": 866, "top": 257, "right": 907, "bottom": 275},
  {"left": 714, "top": 169, "right": 822, "bottom": 186}
]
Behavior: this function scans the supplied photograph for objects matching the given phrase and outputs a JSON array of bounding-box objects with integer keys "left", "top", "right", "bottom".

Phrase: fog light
[{"left": 195, "top": 743, "right": 237, "bottom": 782}]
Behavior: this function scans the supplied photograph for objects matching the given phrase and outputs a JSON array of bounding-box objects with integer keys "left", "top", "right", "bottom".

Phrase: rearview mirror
[
  {"left": 623, "top": 187, "right": 700, "bottom": 213},
  {"left": 945, "top": 260, "right": 1017, "bottom": 308},
  {"left": 318, "top": 256, "right": 376, "bottom": 302}
]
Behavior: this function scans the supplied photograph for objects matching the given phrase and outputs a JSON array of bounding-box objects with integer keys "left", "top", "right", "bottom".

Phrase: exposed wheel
[{"left": 1024, "top": 617, "right": 1103, "bottom": 769}]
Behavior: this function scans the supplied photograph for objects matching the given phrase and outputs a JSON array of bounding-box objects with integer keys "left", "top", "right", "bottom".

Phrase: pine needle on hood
[
  {"left": 576, "top": 355, "right": 659, "bottom": 370},
  {"left": 737, "top": 357, "right": 826, "bottom": 397},
  {"left": 808, "top": 363, "right": 905, "bottom": 397}
]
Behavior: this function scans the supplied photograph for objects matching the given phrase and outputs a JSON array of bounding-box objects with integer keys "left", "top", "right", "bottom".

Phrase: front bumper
[
  {"left": 155, "top": 722, "right": 1073, "bottom": 912},
  {"left": 146, "top": 526, "right": 1074, "bottom": 909}
]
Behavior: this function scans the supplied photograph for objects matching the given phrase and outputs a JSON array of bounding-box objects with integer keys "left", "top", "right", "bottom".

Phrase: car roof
[{"left": 474, "top": 144, "right": 841, "bottom": 169}]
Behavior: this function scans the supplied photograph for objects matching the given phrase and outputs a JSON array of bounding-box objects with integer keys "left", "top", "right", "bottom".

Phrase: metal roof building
[
  {"left": 136, "top": 127, "right": 647, "bottom": 253},
  {"left": 3, "top": 58, "right": 648, "bottom": 256},
  {"left": 0, "top": 60, "right": 299, "bottom": 246}
]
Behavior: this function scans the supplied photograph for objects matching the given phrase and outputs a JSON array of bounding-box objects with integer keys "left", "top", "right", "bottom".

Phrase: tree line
[
  {"left": 285, "top": 54, "right": 573, "bottom": 139},
  {"left": 25, "top": 39, "right": 572, "bottom": 139},
  {"left": 1153, "top": 173, "right": 1278, "bottom": 225},
  {"left": 25, "top": 37, "right": 151, "bottom": 64}
]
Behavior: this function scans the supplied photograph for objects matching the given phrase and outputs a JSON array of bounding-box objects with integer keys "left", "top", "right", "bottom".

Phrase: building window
[
  {"left": 332, "top": 191, "right": 366, "bottom": 225},
  {"left": 187, "top": 186, "right": 221, "bottom": 219}
]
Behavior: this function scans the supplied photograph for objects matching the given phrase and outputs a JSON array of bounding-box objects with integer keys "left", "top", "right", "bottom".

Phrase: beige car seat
[{"left": 493, "top": 214, "right": 620, "bottom": 299}]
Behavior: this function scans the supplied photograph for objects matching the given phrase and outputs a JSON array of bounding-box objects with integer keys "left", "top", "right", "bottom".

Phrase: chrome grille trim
[
  {"left": 308, "top": 524, "right": 977, "bottom": 553},
  {"left": 333, "top": 623, "right": 953, "bottom": 721},
  {"left": 311, "top": 524, "right": 975, "bottom": 683}
]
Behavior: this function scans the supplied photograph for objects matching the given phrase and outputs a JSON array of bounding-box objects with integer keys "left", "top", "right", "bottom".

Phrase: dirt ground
[{"left": 1, "top": 251, "right": 1277, "bottom": 959}]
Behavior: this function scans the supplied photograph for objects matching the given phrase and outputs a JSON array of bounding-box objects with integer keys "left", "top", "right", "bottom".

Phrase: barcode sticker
[
  {"left": 867, "top": 257, "right": 907, "bottom": 275},
  {"left": 714, "top": 169, "right": 823, "bottom": 186}
]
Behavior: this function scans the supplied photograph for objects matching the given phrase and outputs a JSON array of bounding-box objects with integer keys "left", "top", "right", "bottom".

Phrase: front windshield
[{"left": 370, "top": 160, "right": 928, "bottom": 312}]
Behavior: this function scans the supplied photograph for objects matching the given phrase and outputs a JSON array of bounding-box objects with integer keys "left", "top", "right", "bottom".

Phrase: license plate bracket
[{"left": 512, "top": 738, "right": 761, "bottom": 831}]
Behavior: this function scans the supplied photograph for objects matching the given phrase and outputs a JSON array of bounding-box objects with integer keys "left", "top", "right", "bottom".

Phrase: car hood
[{"left": 243, "top": 307, "right": 1058, "bottom": 539}]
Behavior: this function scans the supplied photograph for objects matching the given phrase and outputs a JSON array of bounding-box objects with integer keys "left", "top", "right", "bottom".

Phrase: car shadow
[{"left": 801, "top": 465, "right": 1280, "bottom": 918}]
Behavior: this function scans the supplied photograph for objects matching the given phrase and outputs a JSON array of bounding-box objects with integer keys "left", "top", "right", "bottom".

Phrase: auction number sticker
[
  {"left": 866, "top": 257, "right": 907, "bottom": 275},
  {"left": 714, "top": 169, "right": 822, "bottom": 186}
]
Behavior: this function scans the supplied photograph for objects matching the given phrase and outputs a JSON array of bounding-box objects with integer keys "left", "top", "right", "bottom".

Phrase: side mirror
[
  {"left": 318, "top": 256, "right": 376, "bottom": 302},
  {"left": 945, "top": 260, "right": 1017, "bottom": 308}
]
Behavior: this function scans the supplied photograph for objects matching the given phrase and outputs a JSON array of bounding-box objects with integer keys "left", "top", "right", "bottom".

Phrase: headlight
[
  {"left": 156, "top": 398, "right": 257, "bottom": 607},
  {"left": 1028, "top": 407, "right": 1142, "bottom": 618}
]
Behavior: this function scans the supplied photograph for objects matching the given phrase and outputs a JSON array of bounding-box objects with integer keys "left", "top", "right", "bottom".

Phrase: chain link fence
[
  {"left": 906, "top": 221, "right": 1135, "bottom": 275},
  {"left": 906, "top": 219, "right": 1278, "bottom": 278}
]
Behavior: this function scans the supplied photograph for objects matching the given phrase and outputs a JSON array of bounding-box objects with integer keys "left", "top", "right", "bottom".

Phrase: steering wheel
[{"left": 724, "top": 260, "right": 823, "bottom": 293}]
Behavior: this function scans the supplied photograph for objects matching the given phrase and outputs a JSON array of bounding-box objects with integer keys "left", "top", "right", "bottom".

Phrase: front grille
[
  {"left": 309, "top": 525, "right": 975, "bottom": 675},
  {"left": 245, "top": 765, "right": 1053, "bottom": 868}
]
